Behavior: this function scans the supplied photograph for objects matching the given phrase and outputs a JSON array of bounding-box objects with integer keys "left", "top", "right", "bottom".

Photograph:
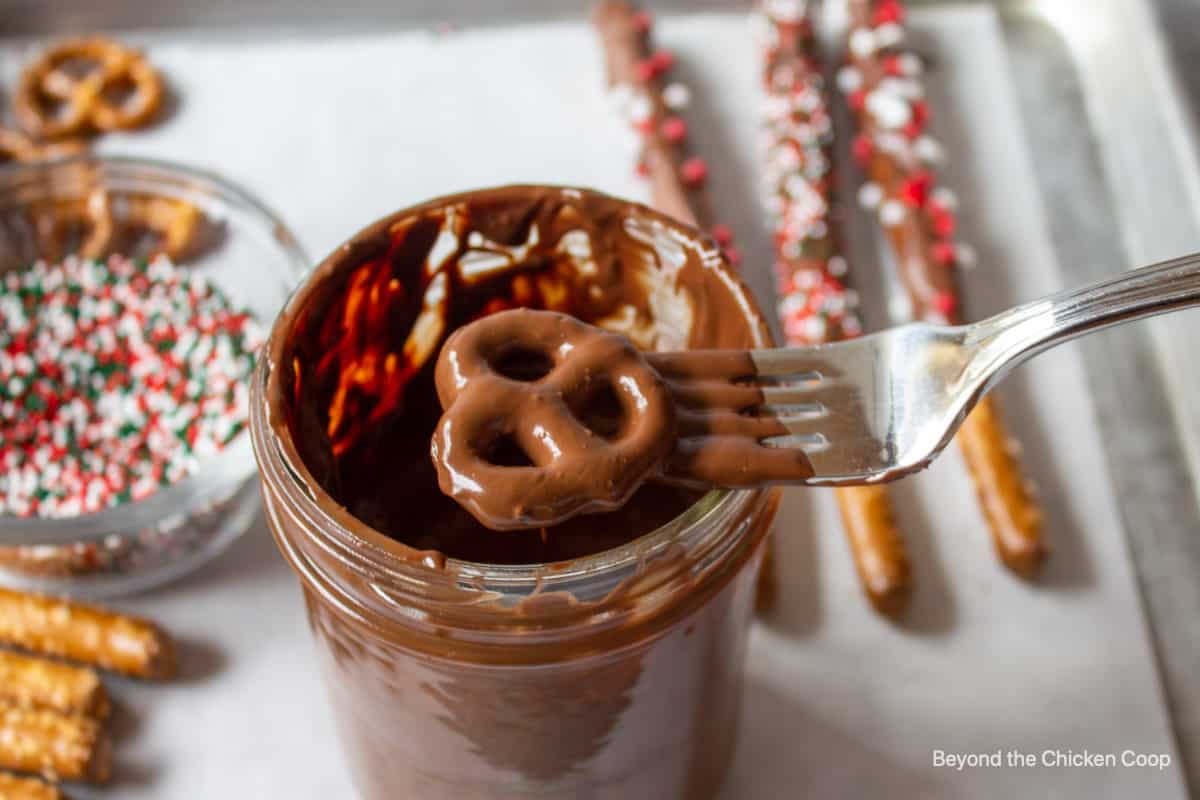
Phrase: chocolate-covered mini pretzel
[
  {"left": 433, "top": 309, "right": 677, "bottom": 530},
  {"left": 432, "top": 308, "right": 819, "bottom": 530}
]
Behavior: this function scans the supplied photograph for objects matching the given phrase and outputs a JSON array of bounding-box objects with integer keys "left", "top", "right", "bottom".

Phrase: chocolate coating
[{"left": 274, "top": 186, "right": 769, "bottom": 564}]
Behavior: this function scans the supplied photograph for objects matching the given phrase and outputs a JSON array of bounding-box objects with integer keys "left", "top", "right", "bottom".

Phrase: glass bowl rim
[{"left": 0, "top": 153, "right": 311, "bottom": 545}]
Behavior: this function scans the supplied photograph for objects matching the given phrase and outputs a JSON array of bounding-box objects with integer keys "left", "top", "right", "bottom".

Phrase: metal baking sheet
[{"left": 2, "top": 1, "right": 1198, "bottom": 797}]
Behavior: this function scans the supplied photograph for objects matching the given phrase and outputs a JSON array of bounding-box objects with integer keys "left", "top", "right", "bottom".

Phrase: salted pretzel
[
  {"left": 432, "top": 308, "right": 677, "bottom": 530},
  {"left": 0, "top": 125, "right": 85, "bottom": 164},
  {"left": 16, "top": 37, "right": 163, "bottom": 139}
]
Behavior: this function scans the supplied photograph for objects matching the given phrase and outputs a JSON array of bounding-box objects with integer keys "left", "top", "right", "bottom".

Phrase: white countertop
[{"left": 5, "top": 6, "right": 1186, "bottom": 798}]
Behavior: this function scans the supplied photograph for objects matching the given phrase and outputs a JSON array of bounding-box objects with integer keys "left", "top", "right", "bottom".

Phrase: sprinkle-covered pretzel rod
[
  {"left": 839, "top": 0, "right": 1046, "bottom": 576},
  {"left": 593, "top": 1, "right": 775, "bottom": 607},
  {"left": 0, "top": 772, "right": 64, "bottom": 800},
  {"left": 761, "top": 0, "right": 911, "bottom": 615},
  {"left": 593, "top": 0, "right": 740, "bottom": 263},
  {"left": 0, "top": 651, "right": 109, "bottom": 720},
  {"left": 0, "top": 587, "right": 176, "bottom": 680},
  {"left": 0, "top": 704, "right": 111, "bottom": 784}
]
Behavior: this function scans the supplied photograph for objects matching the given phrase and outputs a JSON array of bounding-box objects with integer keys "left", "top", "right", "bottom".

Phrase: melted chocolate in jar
[{"left": 284, "top": 187, "right": 762, "bottom": 564}]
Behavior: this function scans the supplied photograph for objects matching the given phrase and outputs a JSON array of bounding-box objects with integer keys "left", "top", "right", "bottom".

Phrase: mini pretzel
[
  {"left": 31, "top": 188, "right": 115, "bottom": 263},
  {"left": 0, "top": 125, "right": 85, "bottom": 164},
  {"left": 117, "top": 194, "right": 203, "bottom": 261},
  {"left": 433, "top": 308, "right": 677, "bottom": 530},
  {"left": 16, "top": 37, "right": 163, "bottom": 139},
  {"left": 30, "top": 191, "right": 201, "bottom": 263}
]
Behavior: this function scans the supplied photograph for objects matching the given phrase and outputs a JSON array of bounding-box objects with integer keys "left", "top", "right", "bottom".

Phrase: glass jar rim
[{"left": 251, "top": 185, "right": 774, "bottom": 603}]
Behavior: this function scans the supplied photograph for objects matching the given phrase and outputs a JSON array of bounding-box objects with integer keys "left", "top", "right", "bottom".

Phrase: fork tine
[
  {"left": 748, "top": 347, "right": 843, "bottom": 379},
  {"left": 760, "top": 381, "right": 862, "bottom": 417},
  {"left": 759, "top": 411, "right": 835, "bottom": 441},
  {"left": 648, "top": 350, "right": 757, "bottom": 381},
  {"left": 664, "top": 379, "right": 764, "bottom": 412},
  {"left": 761, "top": 432, "right": 831, "bottom": 452},
  {"left": 666, "top": 376, "right": 853, "bottom": 417},
  {"left": 663, "top": 436, "right": 816, "bottom": 486},
  {"left": 759, "top": 384, "right": 830, "bottom": 407},
  {"left": 676, "top": 409, "right": 790, "bottom": 440},
  {"left": 652, "top": 347, "right": 839, "bottom": 382}
]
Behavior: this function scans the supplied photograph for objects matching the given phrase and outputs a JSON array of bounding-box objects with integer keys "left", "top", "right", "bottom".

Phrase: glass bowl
[{"left": 0, "top": 155, "right": 308, "bottom": 598}]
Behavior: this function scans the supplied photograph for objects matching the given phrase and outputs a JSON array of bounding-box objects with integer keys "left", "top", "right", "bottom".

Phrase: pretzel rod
[
  {"left": 761, "top": 1, "right": 911, "bottom": 615},
  {"left": 0, "top": 704, "right": 110, "bottom": 784},
  {"left": 593, "top": 1, "right": 740, "bottom": 260},
  {"left": 0, "top": 772, "right": 64, "bottom": 800},
  {"left": 593, "top": 1, "right": 781, "bottom": 608},
  {"left": 0, "top": 651, "right": 109, "bottom": 720},
  {"left": 0, "top": 587, "right": 176, "bottom": 680},
  {"left": 839, "top": 0, "right": 1046, "bottom": 576},
  {"left": 956, "top": 395, "right": 1045, "bottom": 575}
]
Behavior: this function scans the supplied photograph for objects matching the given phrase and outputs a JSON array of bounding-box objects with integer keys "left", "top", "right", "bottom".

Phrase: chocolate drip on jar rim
[{"left": 257, "top": 185, "right": 774, "bottom": 570}]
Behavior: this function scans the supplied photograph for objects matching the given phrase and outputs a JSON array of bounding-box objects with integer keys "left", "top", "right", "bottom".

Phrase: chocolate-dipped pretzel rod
[
  {"left": 760, "top": 1, "right": 911, "bottom": 615},
  {"left": 593, "top": 1, "right": 739, "bottom": 261},
  {"left": 594, "top": 1, "right": 780, "bottom": 606},
  {"left": 0, "top": 587, "right": 176, "bottom": 680},
  {"left": 839, "top": 0, "right": 1047, "bottom": 576}
]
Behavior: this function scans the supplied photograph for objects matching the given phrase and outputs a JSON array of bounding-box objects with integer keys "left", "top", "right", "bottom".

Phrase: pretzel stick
[
  {"left": 0, "top": 704, "right": 111, "bottom": 784},
  {"left": 761, "top": 2, "right": 911, "bottom": 615},
  {"left": 0, "top": 587, "right": 176, "bottom": 680},
  {"left": 595, "top": 1, "right": 785, "bottom": 609},
  {"left": 0, "top": 772, "right": 64, "bottom": 800},
  {"left": 0, "top": 651, "right": 109, "bottom": 720},
  {"left": 839, "top": 0, "right": 1046, "bottom": 576}
]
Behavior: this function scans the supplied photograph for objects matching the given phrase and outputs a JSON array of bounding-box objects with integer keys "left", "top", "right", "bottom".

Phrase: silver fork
[{"left": 659, "top": 253, "right": 1200, "bottom": 486}]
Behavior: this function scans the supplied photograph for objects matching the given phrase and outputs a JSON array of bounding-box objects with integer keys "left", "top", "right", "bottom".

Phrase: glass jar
[{"left": 251, "top": 186, "right": 780, "bottom": 799}]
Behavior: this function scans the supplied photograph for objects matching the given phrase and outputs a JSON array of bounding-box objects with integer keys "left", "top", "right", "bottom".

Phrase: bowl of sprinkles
[{"left": 0, "top": 156, "right": 308, "bottom": 597}]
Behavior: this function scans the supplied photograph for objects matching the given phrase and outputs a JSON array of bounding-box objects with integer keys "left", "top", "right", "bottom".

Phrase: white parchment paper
[{"left": 2, "top": 6, "right": 1185, "bottom": 798}]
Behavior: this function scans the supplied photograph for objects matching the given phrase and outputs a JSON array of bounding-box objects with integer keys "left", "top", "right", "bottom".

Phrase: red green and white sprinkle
[
  {"left": 761, "top": 4, "right": 864, "bottom": 345},
  {"left": 0, "top": 254, "right": 263, "bottom": 518}
]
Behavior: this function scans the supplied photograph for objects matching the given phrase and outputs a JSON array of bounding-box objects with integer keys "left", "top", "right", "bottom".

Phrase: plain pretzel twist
[
  {"left": 29, "top": 191, "right": 201, "bottom": 264},
  {"left": 16, "top": 38, "right": 164, "bottom": 139},
  {"left": 432, "top": 309, "right": 676, "bottom": 530}
]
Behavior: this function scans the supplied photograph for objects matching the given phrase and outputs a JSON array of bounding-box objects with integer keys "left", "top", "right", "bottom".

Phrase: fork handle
[{"left": 966, "top": 252, "right": 1200, "bottom": 391}]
